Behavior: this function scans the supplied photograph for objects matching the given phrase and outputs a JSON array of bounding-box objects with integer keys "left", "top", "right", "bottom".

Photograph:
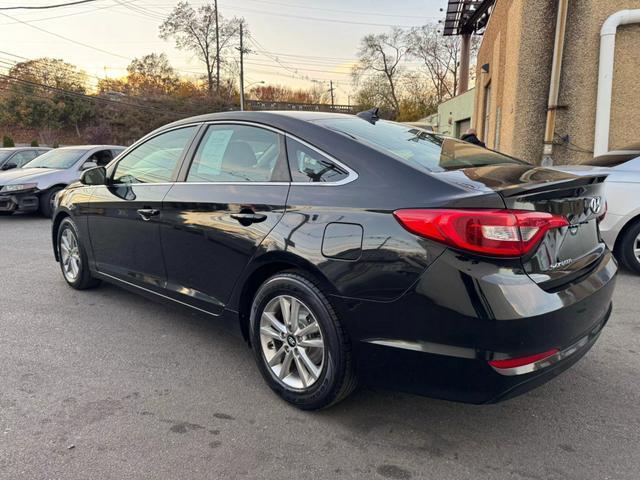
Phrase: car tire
[
  {"left": 40, "top": 186, "right": 64, "bottom": 218},
  {"left": 250, "top": 272, "right": 357, "bottom": 410},
  {"left": 0, "top": 211, "right": 13, "bottom": 216},
  {"left": 616, "top": 219, "right": 640, "bottom": 274},
  {"left": 57, "top": 217, "right": 101, "bottom": 290}
]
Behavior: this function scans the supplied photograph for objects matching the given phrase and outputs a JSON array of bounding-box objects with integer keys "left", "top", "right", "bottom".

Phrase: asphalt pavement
[{"left": 1, "top": 214, "right": 639, "bottom": 480}]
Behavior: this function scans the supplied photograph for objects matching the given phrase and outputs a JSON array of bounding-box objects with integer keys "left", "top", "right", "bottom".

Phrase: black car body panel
[{"left": 52, "top": 111, "right": 617, "bottom": 404}]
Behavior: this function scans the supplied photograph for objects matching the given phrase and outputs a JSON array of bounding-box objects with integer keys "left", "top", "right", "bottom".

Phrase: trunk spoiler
[{"left": 496, "top": 172, "right": 608, "bottom": 198}]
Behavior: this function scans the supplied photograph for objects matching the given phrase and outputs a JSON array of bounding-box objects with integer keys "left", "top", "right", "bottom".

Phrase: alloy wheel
[
  {"left": 259, "top": 295, "right": 325, "bottom": 390},
  {"left": 60, "top": 227, "right": 81, "bottom": 282},
  {"left": 634, "top": 233, "right": 640, "bottom": 264}
]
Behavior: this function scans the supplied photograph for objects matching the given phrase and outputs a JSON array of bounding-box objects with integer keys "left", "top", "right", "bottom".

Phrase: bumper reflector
[{"left": 489, "top": 349, "right": 559, "bottom": 370}]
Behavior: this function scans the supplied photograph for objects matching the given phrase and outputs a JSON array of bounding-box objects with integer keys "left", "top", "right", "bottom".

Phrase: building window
[{"left": 483, "top": 82, "right": 492, "bottom": 145}]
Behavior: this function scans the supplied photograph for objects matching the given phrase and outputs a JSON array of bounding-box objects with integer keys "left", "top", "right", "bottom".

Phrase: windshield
[
  {"left": 23, "top": 149, "right": 86, "bottom": 169},
  {"left": 315, "top": 117, "right": 525, "bottom": 172}
]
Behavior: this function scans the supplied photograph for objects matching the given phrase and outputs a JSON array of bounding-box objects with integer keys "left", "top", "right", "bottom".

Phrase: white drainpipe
[{"left": 594, "top": 9, "right": 640, "bottom": 157}]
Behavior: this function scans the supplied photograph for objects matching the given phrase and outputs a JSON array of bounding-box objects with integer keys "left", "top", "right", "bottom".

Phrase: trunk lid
[{"left": 434, "top": 164, "right": 608, "bottom": 288}]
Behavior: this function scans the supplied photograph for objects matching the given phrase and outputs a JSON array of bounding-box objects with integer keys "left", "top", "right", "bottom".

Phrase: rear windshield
[
  {"left": 315, "top": 117, "right": 525, "bottom": 172},
  {"left": 23, "top": 149, "right": 86, "bottom": 169}
]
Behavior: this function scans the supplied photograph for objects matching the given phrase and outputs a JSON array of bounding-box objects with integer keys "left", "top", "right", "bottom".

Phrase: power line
[
  {"left": 0, "top": 0, "right": 100, "bottom": 11},
  {"left": 0, "top": 0, "right": 139, "bottom": 25},
  {"left": 145, "top": 0, "right": 440, "bottom": 22},
  {"left": 217, "top": 2, "right": 423, "bottom": 28},
  {"left": 0, "top": 10, "right": 131, "bottom": 60}
]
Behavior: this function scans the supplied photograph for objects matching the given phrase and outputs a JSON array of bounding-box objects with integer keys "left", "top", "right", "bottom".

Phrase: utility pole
[
  {"left": 329, "top": 80, "right": 335, "bottom": 109},
  {"left": 214, "top": 0, "right": 220, "bottom": 95},
  {"left": 239, "top": 21, "right": 245, "bottom": 111}
]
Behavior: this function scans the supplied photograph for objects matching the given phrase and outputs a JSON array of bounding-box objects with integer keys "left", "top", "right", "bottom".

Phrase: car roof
[
  {"left": 162, "top": 110, "right": 351, "bottom": 130},
  {"left": 0, "top": 146, "right": 50, "bottom": 151},
  {"left": 55, "top": 145, "right": 125, "bottom": 150}
]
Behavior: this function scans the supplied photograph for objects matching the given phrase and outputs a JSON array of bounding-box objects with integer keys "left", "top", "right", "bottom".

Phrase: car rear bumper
[
  {"left": 0, "top": 192, "right": 40, "bottom": 213},
  {"left": 334, "top": 249, "right": 617, "bottom": 404}
]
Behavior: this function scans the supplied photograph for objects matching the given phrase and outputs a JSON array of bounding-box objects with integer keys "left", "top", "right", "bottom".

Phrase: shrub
[
  {"left": 52, "top": 141, "right": 60, "bottom": 148},
  {"left": 2, "top": 135, "right": 15, "bottom": 147},
  {"left": 30, "top": 139, "right": 39, "bottom": 147}
]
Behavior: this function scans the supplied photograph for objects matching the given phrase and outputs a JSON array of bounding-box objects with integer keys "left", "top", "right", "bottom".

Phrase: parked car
[
  {"left": 0, "top": 147, "right": 51, "bottom": 171},
  {"left": 52, "top": 112, "right": 616, "bottom": 410},
  {"left": 0, "top": 145, "right": 124, "bottom": 217},
  {"left": 554, "top": 143, "right": 640, "bottom": 274}
]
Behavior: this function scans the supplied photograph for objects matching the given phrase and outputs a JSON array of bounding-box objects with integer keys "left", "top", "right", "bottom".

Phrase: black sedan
[{"left": 52, "top": 111, "right": 617, "bottom": 410}]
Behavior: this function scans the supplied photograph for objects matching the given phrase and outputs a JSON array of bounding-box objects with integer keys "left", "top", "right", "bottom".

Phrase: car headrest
[{"left": 222, "top": 141, "right": 256, "bottom": 172}]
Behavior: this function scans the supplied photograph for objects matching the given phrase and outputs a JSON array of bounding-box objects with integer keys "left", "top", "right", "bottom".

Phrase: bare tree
[
  {"left": 407, "top": 25, "right": 480, "bottom": 102},
  {"left": 159, "top": 1, "right": 242, "bottom": 95},
  {"left": 353, "top": 27, "right": 408, "bottom": 114}
]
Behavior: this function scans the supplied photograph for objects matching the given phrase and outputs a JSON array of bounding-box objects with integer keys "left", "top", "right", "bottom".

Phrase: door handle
[
  {"left": 137, "top": 208, "right": 160, "bottom": 221},
  {"left": 230, "top": 212, "right": 267, "bottom": 225}
]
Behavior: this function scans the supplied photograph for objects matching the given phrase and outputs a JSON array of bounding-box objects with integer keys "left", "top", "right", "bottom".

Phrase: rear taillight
[{"left": 393, "top": 209, "right": 569, "bottom": 257}]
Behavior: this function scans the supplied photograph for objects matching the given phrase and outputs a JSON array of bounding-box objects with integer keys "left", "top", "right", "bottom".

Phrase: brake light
[
  {"left": 393, "top": 209, "right": 569, "bottom": 257},
  {"left": 489, "top": 349, "right": 559, "bottom": 369}
]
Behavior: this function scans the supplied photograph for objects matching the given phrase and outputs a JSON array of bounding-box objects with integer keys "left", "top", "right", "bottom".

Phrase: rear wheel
[
  {"left": 40, "top": 186, "right": 64, "bottom": 218},
  {"left": 250, "top": 272, "right": 356, "bottom": 410},
  {"left": 616, "top": 220, "right": 640, "bottom": 274},
  {"left": 57, "top": 218, "right": 101, "bottom": 289}
]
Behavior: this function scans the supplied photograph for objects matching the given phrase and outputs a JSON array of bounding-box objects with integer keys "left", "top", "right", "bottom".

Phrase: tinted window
[
  {"left": 187, "top": 124, "right": 282, "bottom": 182},
  {"left": 315, "top": 117, "right": 524, "bottom": 173},
  {"left": 85, "top": 149, "right": 114, "bottom": 168},
  {"left": 113, "top": 127, "right": 196, "bottom": 184},
  {"left": 14, "top": 151, "right": 39, "bottom": 167},
  {"left": 23, "top": 149, "right": 86, "bottom": 169},
  {"left": 286, "top": 137, "right": 348, "bottom": 183}
]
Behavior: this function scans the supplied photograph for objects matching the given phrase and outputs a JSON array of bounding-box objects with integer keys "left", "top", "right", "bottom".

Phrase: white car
[
  {"left": 556, "top": 144, "right": 640, "bottom": 274},
  {"left": 0, "top": 145, "right": 124, "bottom": 217}
]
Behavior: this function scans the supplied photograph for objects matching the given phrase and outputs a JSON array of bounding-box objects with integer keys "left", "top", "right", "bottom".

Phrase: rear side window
[
  {"left": 286, "top": 137, "right": 349, "bottom": 183},
  {"left": 113, "top": 126, "right": 197, "bottom": 184},
  {"left": 187, "top": 124, "right": 283, "bottom": 182}
]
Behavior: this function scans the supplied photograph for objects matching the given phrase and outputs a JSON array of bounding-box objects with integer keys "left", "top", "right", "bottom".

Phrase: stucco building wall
[{"left": 474, "top": 0, "right": 640, "bottom": 164}]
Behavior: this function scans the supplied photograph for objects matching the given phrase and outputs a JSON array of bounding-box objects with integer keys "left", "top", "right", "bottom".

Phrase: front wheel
[
  {"left": 40, "top": 186, "right": 64, "bottom": 218},
  {"left": 250, "top": 272, "right": 356, "bottom": 410},
  {"left": 57, "top": 218, "right": 101, "bottom": 289}
]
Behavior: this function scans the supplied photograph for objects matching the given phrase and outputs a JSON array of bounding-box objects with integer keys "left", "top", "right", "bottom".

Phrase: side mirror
[
  {"left": 1, "top": 163, "right": 17, "bottom": 170},
  {"left": 81, "top": 161, "right": 98, "bottom": 171},
  {"left": 80, "top": 166, "right": 107, "bottom": 186}
]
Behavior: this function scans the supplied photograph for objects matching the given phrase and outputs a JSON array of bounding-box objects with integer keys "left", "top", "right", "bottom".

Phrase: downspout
[
  {"left": 594, "top": 9, "right": 640, "bottom": 157},
  {"left": 541, "top": 0, "right": 569, "bottom": 166}
]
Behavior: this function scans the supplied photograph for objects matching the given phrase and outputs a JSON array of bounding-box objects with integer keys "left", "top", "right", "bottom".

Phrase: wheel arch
[
  {"left": 232, "top": 251, "right": 338, "bottom": 345},
  {"left": 613, "top": 213, "right": 640, "bottom": 254},
  {"left": 51, "top": 209, "right": 71, "bottom": 261}
]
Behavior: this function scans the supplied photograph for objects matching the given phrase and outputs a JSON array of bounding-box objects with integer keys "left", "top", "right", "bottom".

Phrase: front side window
[
  {"left": 286, "top": 137, "right": 349, "bottom": 183},
  {"left": 84, "top": 149, "right": 114, "bottom": 168},
  {"left": 187, "top": 124, "right": 282, "bottom": 182},
  {"left": 113, "top": 126, "right": 197, "bottom": 184}
]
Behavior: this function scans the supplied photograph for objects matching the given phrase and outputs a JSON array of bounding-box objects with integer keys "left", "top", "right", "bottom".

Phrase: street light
[{"left": 241, "top": 80, "right": 265, "bottom": 111}]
